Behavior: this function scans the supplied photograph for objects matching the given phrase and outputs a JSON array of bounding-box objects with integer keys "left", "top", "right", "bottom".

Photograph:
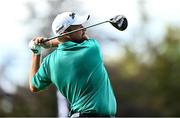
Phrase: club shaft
[{"left": 43, "top": 20, "right": 109, "bottom": 42}]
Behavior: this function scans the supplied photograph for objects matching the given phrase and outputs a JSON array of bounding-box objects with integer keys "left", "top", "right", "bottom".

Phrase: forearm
[
  {"left": 43, "top": 38, "right": 60, "bottom": 48},
  {"left": 29, "top": 54, "right": 41, "bottom": 92}
]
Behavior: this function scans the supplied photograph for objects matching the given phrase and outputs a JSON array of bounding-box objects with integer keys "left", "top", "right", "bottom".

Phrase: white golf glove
[{"left": 28, "top": 40, "right": 41, "bottom": 55}]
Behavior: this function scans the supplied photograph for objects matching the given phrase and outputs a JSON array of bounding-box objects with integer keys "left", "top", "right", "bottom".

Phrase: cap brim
[{"left": 72, "top": 14, "right": 90, "bottom": 25}]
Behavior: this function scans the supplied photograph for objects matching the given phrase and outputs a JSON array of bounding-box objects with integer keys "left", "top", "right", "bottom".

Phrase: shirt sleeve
[{"left": 32, "top": 58, "right": 51, "bottom": 91}]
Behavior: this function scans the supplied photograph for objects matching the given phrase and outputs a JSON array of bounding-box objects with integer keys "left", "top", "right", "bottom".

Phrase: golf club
[{"left": 43, "top": 15, "right": 128, "bottom": 42}]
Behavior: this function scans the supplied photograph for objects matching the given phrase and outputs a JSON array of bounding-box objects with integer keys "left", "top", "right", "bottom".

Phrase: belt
[
  {"left": 70, "top": 112, "right": 80, "bottom": 118},
  {"left": 70, "top": 112, "right": 112, "bottom": 117}
]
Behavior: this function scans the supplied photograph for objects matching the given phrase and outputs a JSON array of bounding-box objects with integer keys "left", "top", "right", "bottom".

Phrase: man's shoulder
[
  {"left": 85, "top": 38, "right": 99, "bottom": 45},
  {"left": 42, "top": 50, "right": 57, "bottom": 63}
]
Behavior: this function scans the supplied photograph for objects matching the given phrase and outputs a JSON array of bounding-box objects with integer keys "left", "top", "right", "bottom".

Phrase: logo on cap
[{"left": 69, "top": 13, "right": 75, "bottom": 19}]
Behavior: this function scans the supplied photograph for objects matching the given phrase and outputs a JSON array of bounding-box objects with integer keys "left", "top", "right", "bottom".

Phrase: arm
[
  {"left": 29, "top": 54, "right": 41, "bottom": 92},
  {"left": 29, "top": 37, "right": 53, "bottom": 92},
  {"left": 42, "top": 38, "right": 60, "bottom": 48},
  {"left": 34, "top": 37, "right": 61, "bottom": 48},
  {"left": 28, "top": 37, "right": 43, "bottom": 92}
]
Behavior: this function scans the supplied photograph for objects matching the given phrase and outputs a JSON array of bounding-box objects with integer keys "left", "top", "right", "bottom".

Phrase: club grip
[{"left": 42, "top": 38, "right": 49, "bottom": 43}]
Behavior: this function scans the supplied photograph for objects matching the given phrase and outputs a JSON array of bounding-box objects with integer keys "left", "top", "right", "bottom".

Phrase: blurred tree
[
  {"left": 0, "top": 86, "right": 57, "bottom": 116},
  {"left": 105, "top": 0, "right": 180, "bottom": 116},
  {"left": 107, "top": 26, "right": 180, "bottom": 117},
  {"left": 0, "top": 0, "right": 61, "bottom": 116}
]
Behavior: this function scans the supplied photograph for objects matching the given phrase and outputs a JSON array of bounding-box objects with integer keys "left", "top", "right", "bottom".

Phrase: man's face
[{"left": 65, "top": 25, "right": 86, "bottom": 41}]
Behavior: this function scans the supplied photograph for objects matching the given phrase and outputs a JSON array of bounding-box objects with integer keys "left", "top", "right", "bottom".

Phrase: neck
[
  {"left": 70, "top": 39, "right": 85, "bottom": 43},
  {"left": 60, "top": 38, "right": 86, "bottom": 43}
]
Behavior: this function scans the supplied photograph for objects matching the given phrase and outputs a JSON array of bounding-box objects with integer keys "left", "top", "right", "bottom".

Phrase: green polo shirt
[{"left": 32, "top": 39, "right": 117, "bottom": 116}]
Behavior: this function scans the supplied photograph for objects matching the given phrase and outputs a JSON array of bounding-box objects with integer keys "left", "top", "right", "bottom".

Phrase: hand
[
  {"left": 33, "top": 37, "right": 49, "bottom": 48},
  {"left": 28, "top": 38, "right": 42, "bottom": 55},
  {"left": 31, "top": 37, "right": 53, "bottom": 48}
]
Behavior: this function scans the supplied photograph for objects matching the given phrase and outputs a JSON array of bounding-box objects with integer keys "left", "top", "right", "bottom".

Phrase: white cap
[{"left": 52, "top": 12, "right": 90, "bottom": 36}]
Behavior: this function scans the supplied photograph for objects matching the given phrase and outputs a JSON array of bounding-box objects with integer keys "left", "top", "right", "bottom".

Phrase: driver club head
[{"left": 110, "top": 15, "right": 128, "bottom": 31}]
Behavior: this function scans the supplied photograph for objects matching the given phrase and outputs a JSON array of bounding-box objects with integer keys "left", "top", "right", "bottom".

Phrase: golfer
[{"left": 29, "top": 12, "right": 117, "bottom": 117}]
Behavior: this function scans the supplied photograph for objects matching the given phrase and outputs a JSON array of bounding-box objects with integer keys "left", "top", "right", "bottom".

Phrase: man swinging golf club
[{"left": 29, "top": 11, "right": 117, "bottom": 117}]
